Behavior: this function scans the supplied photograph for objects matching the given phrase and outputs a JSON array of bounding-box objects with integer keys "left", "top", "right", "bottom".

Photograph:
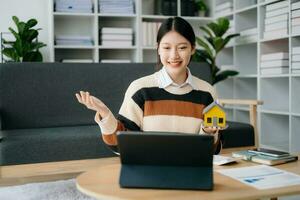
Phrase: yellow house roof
[{"left": 202, "top": 101, "right": 225, "bottom": 114}]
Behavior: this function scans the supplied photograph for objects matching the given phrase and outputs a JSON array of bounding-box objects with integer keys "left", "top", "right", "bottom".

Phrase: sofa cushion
[{"left": 0, "top": 125, "right": 116, "bottom": 165}]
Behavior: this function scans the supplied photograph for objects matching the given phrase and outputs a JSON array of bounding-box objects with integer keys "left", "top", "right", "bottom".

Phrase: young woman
[{"left": 76, "top": 17, "right": 222, "bottom": 153}]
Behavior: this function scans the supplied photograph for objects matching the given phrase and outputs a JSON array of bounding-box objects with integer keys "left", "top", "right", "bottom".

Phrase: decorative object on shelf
[
  {"left": 193, "top": 17, "right": 240, "bottom": 85},
  {"left": 1, "top": 16, "right": 46, "bottom": 62},
  {"left": 202, "top": 101, "right": 227, "bottom": 129},
  {"left": 195, "top": 0, "right": 208, "bottom": 17}
]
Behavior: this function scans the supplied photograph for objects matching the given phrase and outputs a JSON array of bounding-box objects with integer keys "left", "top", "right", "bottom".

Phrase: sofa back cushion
[{"left": 0, "top": 62, "right": 211, "bottom": 130}]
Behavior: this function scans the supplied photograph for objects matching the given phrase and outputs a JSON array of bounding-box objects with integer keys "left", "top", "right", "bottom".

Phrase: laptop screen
[{"left": 117, "top": 131, "right": 214, "bottom": 167}]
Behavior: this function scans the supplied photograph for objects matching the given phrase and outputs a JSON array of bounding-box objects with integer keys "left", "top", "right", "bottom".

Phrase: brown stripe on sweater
[
  {"left": 102, "top": 121, "right": 126, "bottom": 145},
  {"left": 144, "top": 100, "right": 205, "bottom": 119}
]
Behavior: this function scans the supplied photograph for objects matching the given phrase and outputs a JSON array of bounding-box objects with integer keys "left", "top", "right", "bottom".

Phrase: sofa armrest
[{"left": 218, "top": 99, "right": 263, "bottom": 149}]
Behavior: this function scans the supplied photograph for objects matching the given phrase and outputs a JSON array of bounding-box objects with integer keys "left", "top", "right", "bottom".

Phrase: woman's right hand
[{"left": 75, "top": 91, "right": 110, "bottom": 119}]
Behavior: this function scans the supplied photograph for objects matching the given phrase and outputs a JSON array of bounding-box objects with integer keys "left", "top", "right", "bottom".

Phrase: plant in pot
[
  {"left": 2, "top": 16, "right": 46, "bottom": 62},
  {"left": 193, "top": 17, "right": 240, "bottom": 85},
  {"left": 195, "top": 0, "right": 208, "bottom": 17}
]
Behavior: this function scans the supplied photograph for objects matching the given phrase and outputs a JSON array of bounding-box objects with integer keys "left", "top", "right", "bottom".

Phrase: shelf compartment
[
  {"left": 224, "top": 108, "right": 234, "bottom": 121},
  {"left": 235, "top": 8, "right": 258, "bottom": 34},
  {"left": 216, "top": 47, "right": 233, "bottom": 69},
  {"left": 260, "top": 113, "right": 289, "bottom": 151},
  {"left": 291, "top": 77, "right": 300, "bottom": 114},
  {"left": 142, "top": 0, "right": 177, "bottom": 16},
  {"left": 260, "top": 77, "right": 289, "bottom": 112},
  {"left": 291, "top": 116, "right": 300, "bottom": 153},
  {"left": 54, "top": 49, "right": 95, "bottom": 62},
  {"left": 235, "top": 0, "right": 257, "bottom": 11},
  {"left": 215, "top": 78, "right": 234, "bottom": 99},
  {"left": 54, "top": 15, "right": 95, "bottom": 44},
  {"left": 235, "top": 109, "right": 250, "bottom": 124},
  {"left": 235, "top": 77, "right": 257, "bottom": 99},
  {"left": 235, "top": 43, "right": 257, "bottom": 75},
  {"left": 99, "top": 49, "right": 137, "bottom": 63}
]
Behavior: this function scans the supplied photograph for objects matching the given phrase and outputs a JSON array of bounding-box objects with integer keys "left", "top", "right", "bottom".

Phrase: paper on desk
[
  {"left": 213, "top": 155, "right": 237, "bottom": 165},
  {"left": 217, "top": 165, "right": 300, "bottom": 189}
]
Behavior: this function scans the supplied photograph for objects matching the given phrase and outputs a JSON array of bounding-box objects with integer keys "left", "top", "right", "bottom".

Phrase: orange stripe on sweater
[
  {"left": 102, "top": 121, "right": 126, "bottom": 145},
  {"left": 144, "top": 100, "right": 205, "bottom": 119}
]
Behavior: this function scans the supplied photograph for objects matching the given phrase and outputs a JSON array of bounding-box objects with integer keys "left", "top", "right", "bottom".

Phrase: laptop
[{"left": 117, "top": 131, "right": 214, "bottom": 190}]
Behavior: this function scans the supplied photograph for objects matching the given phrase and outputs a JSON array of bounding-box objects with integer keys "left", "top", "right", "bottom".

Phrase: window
[
  {"left": 219, "top": 118, "right": 223, "bottom": 123},
  {"left": 207, "top": 117, "right": 212, "bottom": 123}
]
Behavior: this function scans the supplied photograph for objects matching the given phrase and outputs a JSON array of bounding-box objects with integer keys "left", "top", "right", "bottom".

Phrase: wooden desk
[{"left": 76, "top": 158, "right": 300, "bottom": 200}]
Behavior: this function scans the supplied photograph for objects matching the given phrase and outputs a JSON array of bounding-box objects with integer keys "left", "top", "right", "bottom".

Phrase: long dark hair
[{"left": 156, "top": 17, "right": 196, "bottom": 68}]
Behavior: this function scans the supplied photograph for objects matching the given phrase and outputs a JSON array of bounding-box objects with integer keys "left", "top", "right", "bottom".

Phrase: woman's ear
[{"left": 191, "top": 45, "right": 196, "bottom": 55}]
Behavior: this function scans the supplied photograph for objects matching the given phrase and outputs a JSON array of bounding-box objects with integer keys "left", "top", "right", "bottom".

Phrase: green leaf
[
  {"left": 24, "top": 29, "right": 38, "bottom": 42},
  {"left": 17, "top": 22, "right": 26, "bottom": 35},
  {"left": 8, "top": 27, "right": 20, "bottom": 40},
  {"left": 213, "top": 37, "right": 223, "bottom": 53},
  {"left": 12, "top": 16, "right": 19, "bottom": 26},
  {"left": 200, "top": 26, "right": 213, "bottom": 38},
  {"left": 207, "top": 22, "right": 219, "bottom": 36},
  {"left": 26, "top": 19, "right": 37, "bottom": 29},
  {"left": 217, "top": 18, "right": 229, "bottom": 36},
  {"left": 12, "top": 39, "right": 23, "bottom": 56},
  {"left": 30, "top": 42, "right": 47, "bottom": 50},
  {"left": 23, "top": 51, "right": 43, "bottom": 62},
  {"left": 196, "top": 37, "right": 213, "bottom": 58},
  {"left": 2, "top": 48, "right": 20, "bottom": 61},
  {"left": 213, "top": 70, "right": 239, "bottom": 85}
]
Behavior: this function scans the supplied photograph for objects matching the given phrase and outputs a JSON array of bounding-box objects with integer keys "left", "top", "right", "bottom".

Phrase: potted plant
[
  {"left": 2, "top": 16, "right": 46, "bottom": 62},
  {"left": 195, "top": 0, "right": 208, "bottom": 17},
  {"left": 193, "top": 17, "right": 240, "bottom": 85}
]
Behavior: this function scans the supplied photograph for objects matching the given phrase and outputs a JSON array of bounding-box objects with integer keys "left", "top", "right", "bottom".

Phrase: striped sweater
[{"left": 95, "top": 68, "right": 221, "bottom": 152}]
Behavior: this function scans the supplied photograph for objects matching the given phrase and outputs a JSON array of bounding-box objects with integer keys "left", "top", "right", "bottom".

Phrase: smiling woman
[{"left": 75, "top": 17, "right": 223, "bottom": 154}]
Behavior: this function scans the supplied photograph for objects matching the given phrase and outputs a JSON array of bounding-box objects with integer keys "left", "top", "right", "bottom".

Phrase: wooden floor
[{"left": 0, "top": 157, "right": 119, "bottom": 186}]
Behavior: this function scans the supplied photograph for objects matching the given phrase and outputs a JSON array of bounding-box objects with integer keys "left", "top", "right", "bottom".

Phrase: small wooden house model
[{"left": 202, "top": 101, "right": 226, "bottom": 128}]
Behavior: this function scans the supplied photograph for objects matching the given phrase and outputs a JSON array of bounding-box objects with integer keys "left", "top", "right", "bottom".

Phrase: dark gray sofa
[{"left": 0, "top": 62, "right": 254, "bottom": 166}]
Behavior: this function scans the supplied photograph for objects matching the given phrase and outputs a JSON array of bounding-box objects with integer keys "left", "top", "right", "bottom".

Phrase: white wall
[{"left": 0, "top": 0, "right": 51, "bottom": 61}]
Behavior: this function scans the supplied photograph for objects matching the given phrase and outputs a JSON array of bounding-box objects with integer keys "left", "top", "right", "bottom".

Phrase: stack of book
[
  {"left": 220, "top": 64, "right": 236, "bottom": 71},
  {"left": 291, "top": 1, "right": 300, "bottom": 35},
  {"left": 55, "top": 0, "right": 93, "bottom": 13},
  {"left": 142, "top": 22, "right": 161, "bottom": 47},
  {"left": 263, "top": 0, "right": 289, "bottom": 40},
  {"left": 236, "top": 27, "right": 258, "bottom": 44},
  {"left": 232, "top": 148, "right": 298, "bottom": 166},
  {"left": 61, "top": 59, "right": 94, "bottom": 63},
  {"left": 260, "top": 52, "right": 289, "bottom": 75},
  {"left": 99, "top": 0, "right": 134, "bottom": 14},
  {"left": 100, "top": 27, "right": 133, "bottom": 47},
  {"left": 101, "top": 59, "right": 131, "bottom": 63},
  {"left": 292, "top": 46, "right": 300, "bottom": 74},
  {"left": 215, "top": 1, "right": 233, "bottom": 18},
  {"left": 55, "top": 35, "right": 93, "bottom": 46}
]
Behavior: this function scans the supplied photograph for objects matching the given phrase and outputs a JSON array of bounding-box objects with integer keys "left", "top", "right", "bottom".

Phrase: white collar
[{"left": 157, "top": 66, "right": 196, "bottom": 89}]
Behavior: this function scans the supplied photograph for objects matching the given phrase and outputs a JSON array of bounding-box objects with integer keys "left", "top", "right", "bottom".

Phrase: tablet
[{"left": 117, "top": 131, "right": 214, "bottom": 190}]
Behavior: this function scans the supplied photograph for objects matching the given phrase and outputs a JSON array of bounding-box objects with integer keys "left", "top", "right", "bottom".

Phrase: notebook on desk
[{"left": 117, "top": 131, "right": 214, "bottom": 190}]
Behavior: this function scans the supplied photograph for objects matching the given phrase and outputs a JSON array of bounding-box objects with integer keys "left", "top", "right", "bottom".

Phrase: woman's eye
[
  {"left": 163, "top": 47, "right": 170, "bottom": 49},
  {"left": 179, "top": 46, "right": 187, "bottom": 50}
]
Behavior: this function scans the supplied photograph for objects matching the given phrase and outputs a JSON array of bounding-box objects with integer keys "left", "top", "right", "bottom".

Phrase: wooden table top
[{"left": 76, "top": 157, "right": 300, "bottom": 200}]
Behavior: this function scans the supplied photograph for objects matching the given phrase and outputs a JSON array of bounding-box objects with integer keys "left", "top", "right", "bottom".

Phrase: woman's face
[{"left": 158, "top": 30, "right": 195, "bottom": 75}]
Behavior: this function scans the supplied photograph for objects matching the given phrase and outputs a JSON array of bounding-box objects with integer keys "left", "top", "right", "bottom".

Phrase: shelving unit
[
  {"left": 214, "top": 0, "right": 300, "bottom": 154},
  {"left": 49, "top": 0, "right": 213, "bottom": 63},
  {"left": 49, "top": 0, "right": 300, "bottom": 153}
]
